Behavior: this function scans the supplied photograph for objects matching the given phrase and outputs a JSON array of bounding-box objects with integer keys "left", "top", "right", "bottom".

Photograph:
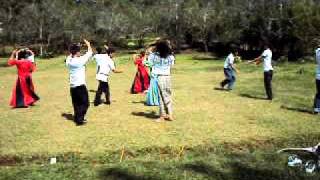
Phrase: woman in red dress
[
  {"left": 8, "top": 49, "right": 40, "bottom": 108},
  {"left": 131, "top": 51, "right": 150, "bottom": 94}
]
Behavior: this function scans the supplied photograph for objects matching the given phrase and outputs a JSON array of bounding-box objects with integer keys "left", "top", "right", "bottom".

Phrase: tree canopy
[{"left": 0, "top": 0, "right": 319, "bottom": 60}]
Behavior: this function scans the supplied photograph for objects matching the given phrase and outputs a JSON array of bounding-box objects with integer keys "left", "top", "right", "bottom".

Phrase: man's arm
[{"left": 81, "top": 39, "right": 93, "bottom": 64}]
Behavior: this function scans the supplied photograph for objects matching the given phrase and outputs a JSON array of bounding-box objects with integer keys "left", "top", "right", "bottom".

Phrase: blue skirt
[{"left": 146, "top": 75, "right": 160, "bottom": 106}]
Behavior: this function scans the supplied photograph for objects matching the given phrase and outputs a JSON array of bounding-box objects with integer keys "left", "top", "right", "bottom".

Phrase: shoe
[
  {"left": 104, "top": 101, "right": 111, "bottom": 105},
  {"left": 220, "top": 82, "right": 224, "bottom": 88},
  {"left": 94, "top": 102, "right": 101, "bottom": 106},
  {"left": 76, "top": 119, "right": 87, "bottom": 126}
]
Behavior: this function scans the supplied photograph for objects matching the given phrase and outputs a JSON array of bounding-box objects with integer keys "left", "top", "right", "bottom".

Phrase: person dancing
[
  {"left": 8, "top": 49, "right": 40, "bottom": 108},
  {"left": 131, "top": 51, "right": 150, "bottom": 94},
  {"left": 220, "top": 49, "right": 239, "bottom": 90},
  {"left": 249, "top": 43, "right": 274, "bottom": 100},
  {"left": 66, "top": 39, "right": 93, "bottom": 125},
  {"left": 93, "top": 47, "right": 122, "bottom": 106},
  {"left": 147, "top": 40, "right": 175, "bottom": 122}
]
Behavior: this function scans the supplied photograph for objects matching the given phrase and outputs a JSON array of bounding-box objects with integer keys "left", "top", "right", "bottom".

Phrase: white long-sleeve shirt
[{"left": 66, "top": 50, "right": 93, "bottom": 87}]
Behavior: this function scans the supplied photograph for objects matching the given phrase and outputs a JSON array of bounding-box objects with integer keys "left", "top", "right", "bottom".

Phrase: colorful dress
[
  {"left": 131, "top": 55, "right": 150, "bottom": 94},
  {"left": 8, "top": 59, "right": 40, "bottom": 108},
  {"left": 146, "top": 74, "right": 160, "bottom": 106}
]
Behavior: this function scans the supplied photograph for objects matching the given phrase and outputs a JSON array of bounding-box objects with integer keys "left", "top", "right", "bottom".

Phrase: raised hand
[{"left": 83, "top": 39, "right": 91, "bottom": 46}]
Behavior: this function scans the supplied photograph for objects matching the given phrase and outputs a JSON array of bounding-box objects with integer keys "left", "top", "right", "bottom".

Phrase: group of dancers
[
  {"left": 6, "top": 40, "right": 320, "bottom": 126},
  {"left": 220, "top": 42, "right": 320, "bottom": 114},
  {"left": 220, "top": 43, "right": 274, "bottom": 100}
]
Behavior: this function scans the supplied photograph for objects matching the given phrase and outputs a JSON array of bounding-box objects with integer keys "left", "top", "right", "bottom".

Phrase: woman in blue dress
[{"left": 144, "top": 47, "right": 160, "bottom": 106}]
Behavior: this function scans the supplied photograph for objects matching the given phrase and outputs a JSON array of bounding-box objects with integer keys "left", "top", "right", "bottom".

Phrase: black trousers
[
  {"left": 70, "top": 85, "right": 89, "bottom": 123},
  {"left": 314, "top": 79, "right": 320, "bottom": 112},
  {"left": 264, "top": 70, "right": 273, "bottom": 100},
  {"left": 94, "top": 81, "right": 110, "bottom": 105}
]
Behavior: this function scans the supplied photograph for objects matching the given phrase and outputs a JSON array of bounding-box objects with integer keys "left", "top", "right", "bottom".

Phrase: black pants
[
  {"left": 94, "top": 81, "right": 110, "bottom": 105},
  {"left": 314, "top": 79, "right": 320, "bottom": 112},
  {"left": 70, "top": 85, "right": 89, "bottom": 123},
  {"left": 264, "top": 70, "right": 273, "bottom": 100}
]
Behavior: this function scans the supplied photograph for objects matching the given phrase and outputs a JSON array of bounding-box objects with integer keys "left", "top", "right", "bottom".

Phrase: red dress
[
  {"left": 131, "top": 56, "right": 150, "bottom": 94},
  {"left": 8, "top": 59, "right": 39, "bottom": 108}
]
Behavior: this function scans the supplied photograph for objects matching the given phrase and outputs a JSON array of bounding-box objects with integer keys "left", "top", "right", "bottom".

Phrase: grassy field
[{"left": 0, "top": 52, "right": 320, "bottom": 179}]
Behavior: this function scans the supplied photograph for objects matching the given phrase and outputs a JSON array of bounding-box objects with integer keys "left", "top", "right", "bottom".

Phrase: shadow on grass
[
  {"left": 240, "top": 93, "right": 268, "bottom": 100},
  {"left": 61, "top": 113, "right": 74, "bottom": 121},
  {"left": 100, "top": 168, "right": 161, "bottom": 180},
  {"left": 214, "top": 87, "right": 230, "bottom": 91},
  {"left": 131, "top": 111, "right": 158, "bottom": 119},
  {"left": 280, "top": 105, "right": 315, "bottom": 115},
  {"left": 89, "top": 90, "right": 97, "bottom": 93},
  {"left": 131, "top": 101, "right": 146, "bottom": 105}
]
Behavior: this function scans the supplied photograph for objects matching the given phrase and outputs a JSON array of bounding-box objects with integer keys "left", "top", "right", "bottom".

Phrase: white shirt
[
  {"left": 261, "top": 48, "right": 273, "bottom": 71},
  {"left": 147, "top": 52, "right": 175, "bottom": 75},
  {"left": 93, "top": 54, "right": 115, "bottom": 82},
  {"left": 316, "top": 48, "right": 320, "bottom": 80},
  {"left": 66, "top": 50, "right": 93, "bottom": 87},
  {"left": 224, "top": 53, "right": 235, "bottom": 69}
]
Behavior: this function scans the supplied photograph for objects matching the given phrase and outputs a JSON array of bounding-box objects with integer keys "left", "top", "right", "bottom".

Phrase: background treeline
[{"left": 0, "top": 0, "right": 320, "bottom": 60}]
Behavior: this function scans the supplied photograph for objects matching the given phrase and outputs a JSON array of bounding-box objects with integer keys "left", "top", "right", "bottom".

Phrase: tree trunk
[{"left": 39, "top": 21, "right": 43, "bottom": 56}]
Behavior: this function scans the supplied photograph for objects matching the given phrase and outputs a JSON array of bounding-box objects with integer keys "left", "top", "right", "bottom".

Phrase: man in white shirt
[
  {"left": 250, "top": 44, "right": 274, "bottom": 100},
  {"left": 66, "top": 39, "right": 93, "bottom": 125},
  {"left": 220, "top": 49, "right": 239, "bottom": 90},
  {"left": 314, "top": 45, "right": 320, "bottom": 114},
  {"left": 93, "top": 47, "right": 122, "bottom": 106}
]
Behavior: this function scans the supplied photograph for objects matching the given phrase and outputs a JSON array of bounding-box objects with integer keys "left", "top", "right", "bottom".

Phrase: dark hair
[
  {"left": 106, "top": 47, "right": 115, "bottom": 57},
  {"left": 155, "top": 40, "right": 172, "bottom": 58},
  {"left": 69, "top": 43, "right": 81, "bottom": 56},
  {"left": 139, "top": 50, "right": 145, "bottom": 56},
  {"left": 17, "top": 50, "right": 28, "bottom": 60},
  {"left": 96, "top": 47, "right": 105, "bottom": 54}
]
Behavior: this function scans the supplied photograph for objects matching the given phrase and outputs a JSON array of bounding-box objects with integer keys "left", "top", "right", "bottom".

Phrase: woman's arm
[{"left": 8, "top": 50, "right": 18, "bottom": 66}]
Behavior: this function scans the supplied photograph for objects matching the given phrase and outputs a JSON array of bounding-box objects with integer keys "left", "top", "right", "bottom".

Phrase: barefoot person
[
  {"left": 314, "top": 44, "right": 320, "bottom": 114},
  {"left": 147, "top": 40, "right": 175, "bottom": 122},
  {"left": 220, "top": 49, "right": 239, "bottom": 90},
  {"left": 249, "top": 43, "right": 274, "bottom": 100},
  {"left": 93, "top": 47, "right": 122, "bottom": 106},
  {"left": 66, "top": 39, "right": 93, "bottom": 125},
  {"left": 131, "top": 50, "right": 150, "bottom": 94},
  {"left": 8, "top": 49, "right": 40, "bottom": 108}
]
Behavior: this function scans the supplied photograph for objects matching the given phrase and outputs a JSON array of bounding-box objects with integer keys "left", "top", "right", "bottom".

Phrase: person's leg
[
  {"left": 227, "top": 69, "right": 236, "bottom": 90},
  {"left": 70, "top": 87, "right": 81, "bottom": 123},
  {"left": 264, "top": 71, "right": 273, "bottom": 100},
  {"left": 158, "top": 76, "right": 173, "bottom": 121},
  {"left": 157, "top": 76, "right": 166, "bottom": 120},
  {"left": 314, "top": 79, "right": 320, "bottom": 113},
  {"left": 163, "top": 76, "right": 173, "bottom": 120},
  {"left": 221, "top": 68, "right": 231, "bottom": 88},
  {"left": 78, "top": 85, "right": 89, "bottom": 124},
  {"left": 94, "top": 81, "right": 103, "bottom": 106},
  {"left": 104, "top": 82, "right": 111, "bottom": 104}
]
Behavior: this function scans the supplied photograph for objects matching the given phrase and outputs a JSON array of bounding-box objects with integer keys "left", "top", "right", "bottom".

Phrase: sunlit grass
[{"left": 0, "top": 53, "right": 320, "bottom": 179}]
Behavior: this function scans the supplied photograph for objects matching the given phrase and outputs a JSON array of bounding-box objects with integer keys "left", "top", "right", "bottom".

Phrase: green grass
[{"left": 0, "top": 53, "right": 320, "bottom": 179}]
